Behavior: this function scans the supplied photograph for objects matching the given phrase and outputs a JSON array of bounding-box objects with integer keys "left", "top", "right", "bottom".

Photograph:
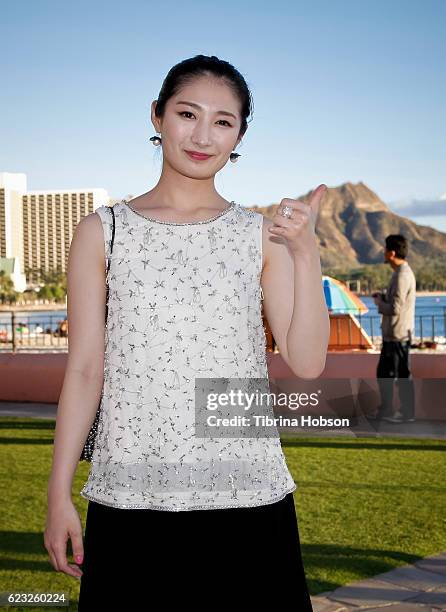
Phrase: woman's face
[{"left": 151, "top": 76, "right": 243, "bottom": 178}]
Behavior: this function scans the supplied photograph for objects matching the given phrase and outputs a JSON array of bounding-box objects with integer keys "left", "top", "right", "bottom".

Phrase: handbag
[{"left": 79, "top": 205, "right": 116, "bottom": 462}]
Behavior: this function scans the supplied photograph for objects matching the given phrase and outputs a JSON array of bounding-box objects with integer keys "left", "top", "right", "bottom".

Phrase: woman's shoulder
[
  {"left": 93, "top": 202, "right": 126, "bottom": 227},
  {"left": 236, "top": 203, "right": 257, "bottom": 215},
  {"left": 94, "top": 202, "right": 120, "bottom": 216},
  {"left": 233, "top": 204, "right": 264, "bottom": 223},
  {"left": 237, "top": 206, "right": 273, "bottom": 234}
]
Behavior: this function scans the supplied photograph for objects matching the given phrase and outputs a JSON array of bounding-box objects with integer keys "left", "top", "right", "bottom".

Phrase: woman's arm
[
  {"left": 45, "top": 211, "right": 107, "bottom": 575},
  {"left": 260, "top": 187, "right": 330, "bottom": 379},
  {"left": 48, "top": 211, "right": 107, "bottom": 497}
]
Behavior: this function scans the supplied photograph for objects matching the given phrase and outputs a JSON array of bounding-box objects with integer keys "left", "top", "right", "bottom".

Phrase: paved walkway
[
  {"left": 311, "top": 551, "right": 446, "bottom": 610},
  {"left": 279, "top": 416, "right": 446, "bottom": 440},
  {"left": 1, "top": 402, "right": 446, "bottom": 439},
  {"left": 0, "top": 401, "right": 58, "bottom": 419}
]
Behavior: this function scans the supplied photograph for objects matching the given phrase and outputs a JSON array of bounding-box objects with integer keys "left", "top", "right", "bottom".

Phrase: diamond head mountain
[{"left": 247, "top": 181, "right": 446, "bottom": 271}]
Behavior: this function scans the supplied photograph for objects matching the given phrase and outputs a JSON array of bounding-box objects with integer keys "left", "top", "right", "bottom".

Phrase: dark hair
[
  {"left": 154, "top": 54, "right": 254, "bottom": 141},
  {"left": 385, "top": 234, "right": 408, "bottom": 259}
]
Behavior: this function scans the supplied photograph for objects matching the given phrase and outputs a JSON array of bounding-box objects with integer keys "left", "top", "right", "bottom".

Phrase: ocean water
[
  {"left": 356, "top": 295, "right": 446, "bottom": 341},
  {"left": 0, "top": 309, "right": 67, "bottom": 334},
  {"left": 1, "top": 295, "right": 446, "bottom": 341}
]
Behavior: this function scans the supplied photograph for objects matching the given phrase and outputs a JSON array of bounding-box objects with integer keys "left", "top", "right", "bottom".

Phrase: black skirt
[{"left": 78, "top": 492, "right": 313, "bottom": 610}]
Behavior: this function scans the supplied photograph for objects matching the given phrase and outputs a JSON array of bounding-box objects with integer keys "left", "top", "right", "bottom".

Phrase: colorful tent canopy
[{"left": 322, "top": 275, "right": 368, "bottom": 314}]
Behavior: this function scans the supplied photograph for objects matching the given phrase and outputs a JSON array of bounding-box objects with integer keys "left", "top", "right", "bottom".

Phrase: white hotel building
[{"left": 0, "top": 172, "right": 109, "bottom": 289}]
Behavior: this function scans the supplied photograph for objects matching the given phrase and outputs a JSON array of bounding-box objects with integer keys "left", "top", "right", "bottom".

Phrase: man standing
[{"left": 371, "top": 235, "right": 416, "bottom": 423}]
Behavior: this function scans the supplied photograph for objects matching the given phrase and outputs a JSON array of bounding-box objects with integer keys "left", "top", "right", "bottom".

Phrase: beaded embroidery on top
[
  {"left": 80, "top": 200, "right": 297, "bottom": 511},
  {"left": 125, "top": 199, "right": 237, "bottom": 225}
]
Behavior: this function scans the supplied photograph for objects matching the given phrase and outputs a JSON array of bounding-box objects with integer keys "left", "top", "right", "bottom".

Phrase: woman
[{"left": 44, "top": 54, "right": 329, "bottom": 610}]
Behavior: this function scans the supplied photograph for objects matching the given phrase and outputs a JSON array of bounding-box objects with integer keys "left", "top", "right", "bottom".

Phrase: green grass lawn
[
  {"left": 283, "top": 434, "right": 446, "bottom": 596},
  {"left": 1, "top": 416, "right": 445, "bottom": 610}
]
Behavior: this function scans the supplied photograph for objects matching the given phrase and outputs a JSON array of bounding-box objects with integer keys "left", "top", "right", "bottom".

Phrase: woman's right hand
[{"left": 44, "top": 499, "right": 84, "bottom": 579}]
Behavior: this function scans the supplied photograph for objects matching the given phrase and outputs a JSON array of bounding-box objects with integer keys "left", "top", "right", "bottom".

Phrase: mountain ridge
[{"left": 246, "top": 181, "right": 446, "bottom": 269}]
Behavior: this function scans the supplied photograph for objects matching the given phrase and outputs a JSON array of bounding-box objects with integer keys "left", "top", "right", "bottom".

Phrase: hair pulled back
[{"left": 154, "top": 54, "right": 254, "bottom": 141}]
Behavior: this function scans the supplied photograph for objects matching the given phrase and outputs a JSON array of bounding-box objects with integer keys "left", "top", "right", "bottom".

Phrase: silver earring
[
  {"left": 230, "top": 152, "right": 241, "bottom": 163},
  {"left": 150, "top": 134, "right": 162, "bottom": 146}
]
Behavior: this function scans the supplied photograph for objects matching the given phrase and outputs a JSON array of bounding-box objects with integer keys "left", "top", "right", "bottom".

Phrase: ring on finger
[{"left": 280, "top": 205, "right": 293, "bottom": 219}]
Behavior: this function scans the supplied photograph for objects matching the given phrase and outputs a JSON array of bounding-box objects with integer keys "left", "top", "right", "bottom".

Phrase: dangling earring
[
  {"left": 150, "top": 134, "right": 162, "bottom": 146},
  {"left": 230, "top": 152, "right": 241, "bottom": 163}
]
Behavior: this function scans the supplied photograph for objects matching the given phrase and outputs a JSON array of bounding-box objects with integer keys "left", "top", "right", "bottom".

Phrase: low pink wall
[
  {"left": 0, "top": 351, "right": 445, "bottom": 419},
  {"left": 266, "top": 352, "right": 446, "bottom": 420},
  {"left": 0, "top": 353, "right": 66, "bottom": 402},
  {"left": 267, "top": 351, "right": 446, "bottom": 378}
]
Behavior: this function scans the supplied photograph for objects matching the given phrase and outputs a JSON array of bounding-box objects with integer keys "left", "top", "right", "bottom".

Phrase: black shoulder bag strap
[{"left": 105, "top": 205, "right": 116, "bottom": 321}]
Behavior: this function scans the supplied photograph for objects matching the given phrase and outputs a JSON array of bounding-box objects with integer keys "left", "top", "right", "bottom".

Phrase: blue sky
[{"left": 1, "top": 0, "right": 445, "bottom": 230}]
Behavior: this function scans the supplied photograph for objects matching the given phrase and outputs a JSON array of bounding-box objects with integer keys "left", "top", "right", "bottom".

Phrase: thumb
[
  {"left": 309, "top": 184, "right": 327, "bottom": 223},
  {"left": 313, "top": 183, "right": 327, "bottom": 205}
]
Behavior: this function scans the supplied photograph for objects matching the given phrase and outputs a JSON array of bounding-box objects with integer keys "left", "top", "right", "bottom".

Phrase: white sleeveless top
[{"left": 80, "top": 199, "right": 297, "bottom": 511}]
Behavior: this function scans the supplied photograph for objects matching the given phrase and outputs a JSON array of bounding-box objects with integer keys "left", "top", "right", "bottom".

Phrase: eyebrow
[{"left": 175, "top": 100, "right": 237, "bottom": 120}]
